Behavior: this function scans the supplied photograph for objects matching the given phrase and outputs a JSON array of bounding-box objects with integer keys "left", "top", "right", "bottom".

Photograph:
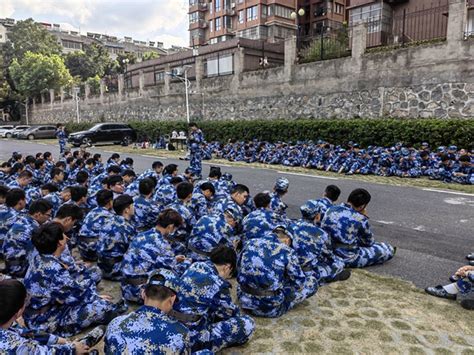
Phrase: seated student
[
  {"left": 187, "top": 206, "right": 241, "bottom": 261},
  {"left": 189, "top": 181, "right": 215, "bottom": 221},
  {"left": 166, "top": 182, "right": 196, "bottom": 246},
  {"left": 238, "top": 227, "right": 318, "bottom": 318},
  {"left": 293, "top": 202, "right": 350, "bottom": 285},
  {"left": 105, "top": 269, "right": 191, "bottom": 354},
  {"left": 321, "top": 188, "right": 396, "bottom": 268},
  {"left": 78, "top": 189, "right": 114, "bottom": 261},
  {"left": 0, "top": 185, "right": 8, "bottom": 205},
  {"left": 213, "top": 184, "right": 249, "bottom": 216},
  {"left": 173, "top": 246, "right": 255, "bottom": 352},
  {"left": 242, "top": 192, "right": 283, "bottom": 242},
  {"left": 121, "top": 209, "right": 188, "bottom": 304},
  {"left": 153, "top": 176, "right": 182, "bottom": 206},
  {"left": 302, "top": 185, "right": 341, "bottom": 222},
  {"left": 97, "top": 195, "right": 136, "bottom": 280},
  {"left": 425, "top": 265, "right": 474, "bottom": 310},
  {"left": 133, "top": 178, "right": 161, "bottom": 231},
  {"left": 7, "top": 170, "right": 33, "bottom": 190},
  {"left": 269, "top": 177, "right": 290, "bottom": 219},
  {"left": 23, "top": 222, "right": 126, "bottom": 337},
  {"left": 3, "top": 199, "right": 53, "bottom": 278},
  {"left": 0, "top": 188, "right": 26, "bottom": 253},
  {"left": 107, "top": 175, "right": 125, "bottom": 199},
  {"left": 0, "top": 279, "right": 90, "bottom": 354},
  {"left": 49, "top": 168, "right": 65, "bottom": 190}
]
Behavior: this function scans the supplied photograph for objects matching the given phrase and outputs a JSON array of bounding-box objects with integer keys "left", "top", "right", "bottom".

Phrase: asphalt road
[{"left": 1, "top": 140, "right": 473, "bottom": 288}]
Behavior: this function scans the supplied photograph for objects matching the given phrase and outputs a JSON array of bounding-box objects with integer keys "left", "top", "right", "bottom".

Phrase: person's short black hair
[
  {"left": 209, "top": 166, "right": 222, "bottom": 179},
  {"left": 107, "top": 165, "right": 122, "bottom": 174},
  {"left": 139, "top": 178, "right": 155, "bottom": 196},
  {"left": 34, "top": 159, "right": 45, "bottom": 169},
  {"left": 253, "top": 192, "right": 271, "bottom": 209},
  {"left": 74, "top": 159, "right": 84, "bottom": 168},
  {"left": 70, "top": 186, "right": 88, "bottom": 202},
  {"left": 85, "top": 158, "right": 95, "bottom": 166},
  {"left": 96, "top": 189, "right": 114, "bottom": 207},
  {"left": 439, "top": 153, "right": 450, "bottom": 162},
  {"left": 152, "top": 161, "right": 163, "bottom": 169},
  {"left": 459, "top": 155, "right": 470, "bottom": 163},
  {"left": 76, "top": 171, "right": 89, "bottom": 184},
  {"left": 40, "top": 183, "right": 59, "bottom": 194},
  {"left": 200, "top": 182, "right": 215, "bottom": 195},
  {"left": 170, "top": 176, "right": 183, "bottom": 185},
  {"left": 157, "top": 208, "right": 183, "bottom": 228},
  {"left": 55, "top": 204, "right": 84, "bottom": 221},
  {"left": 56, "top": 123, "right": 64, "bottom": 128},
  {"left": 66, "top": 157, "right": 74, "bottom": 165},
  {"left": 0, "top": 185, "right": 9, "bottom": 199},
  {"left": 122, "top": 169, "right": 136, "bottom": 178},
  {"left": 176, "top": 182, "right": 193, "bottom": 200},
  {"left": 50, "top": 167, "right": 63, "bottom": 179},
  {"left": 10, "top": 163, "right": 24, "bottom": 175},
  {"left": 1, "top": 162, "right": 11, "bottom": 168},
  {"left": 188, "top": 122, "right": 198, "bottom": 128},
  {"left": 144, "top": 274, "right": 176, "bottom": 301},
  {"left": 93, "top": 153, "right": 101, "bottom": 161},
  {"left": 32, "top": 222, "right": 65, "bottom": 255},
  {"left": 113, "top": 194, "right": 133, "bottom": 215},
  {"left": 72, "top": 151, "right": 80, "bottom": 159},
  {"left": 231, "top": 184, "right": 249, "bottom": 195},
  {"left": 325, "top": 185, "right": 341, "bottom": 202},
  {"left": 43, "top": 152, "right": 52, "bottom": 160},
  {"left": 107, "top": 175, "right": 123, "bottom": 188},
  {"left": 420, "top": 151, "right": 429, "bottom": 158},
  {"left": 18, "top": 170, "right": 33, "bottom": 179},
  {"left": 55, "top": 161, "right": 66, "bottom": 169},
  {"left": 210, "top": 245, "right": 237, "bottom": 275},
  {"left": 0, "top": 279, "right": 27, "bottom": 325},
  {"left": 109, "top": 153, "right": 120, "bottom": 161},
  {"left": 25, "top": 155, "right": 35, "bottom": 165},
  {"left": 164, "top": 164, "right": 178, "bottom": 176},
  {"left": 122, "top": 157, "right": 134, "bottom": 166},
  {"left": 347, "top": 188, "right": 371, "bottom": 208},
  {"left": 28, "top": 199, "right": 53, "bottom": 215},
  {"left": 6, "top": 188, "right": 26, "bottom": 207}
]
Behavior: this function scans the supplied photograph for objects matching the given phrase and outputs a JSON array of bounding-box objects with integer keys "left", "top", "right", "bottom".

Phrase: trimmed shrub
[{"left": 65, "top": 119, "right": 474, "bottom": 149}]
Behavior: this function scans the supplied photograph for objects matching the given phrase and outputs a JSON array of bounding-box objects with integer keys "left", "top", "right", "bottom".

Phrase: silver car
[
  {"left": 18, "top": 125, "right": 57, "bottom": 140},
  {"left": 2, "top": 125, "right": 30, "bottom": 138},
  {"left": 0, "top": 125, "right": 14, "bottom": 137}
]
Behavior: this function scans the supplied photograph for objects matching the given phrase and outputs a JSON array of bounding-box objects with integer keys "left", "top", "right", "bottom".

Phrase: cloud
[
  {"left": 0, "top": 0, "right": 15, "bottom": 18},
  {"left": 155, "top": 34, "right": 189, "bottom": 48}
]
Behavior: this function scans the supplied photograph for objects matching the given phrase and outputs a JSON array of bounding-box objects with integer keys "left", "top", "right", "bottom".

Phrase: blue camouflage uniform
[
  {"left": 189, "top": 191, "right": 212, "bottom": 221},
  {"left": 2, "top": 214, "right": 39, "bottom": 277},
  {"left": 187, "top": 214, "right": 235, "bottom": 261},
  {"left": 188, "top": 129, "right": 204, "bottom": 176},
  {"left": 454, "top": 272, "right": 474, "bottom": 296},
  {"left": 174, "top": 261, "right": 255, "bottom": 352},
  {"left": 78, "top": 206, "right": 114, "bottom": 261},
  {"left": 133, "top": 195, "right": 161, "bottom": 231},
  {"left": 153, "top": 183, "right": 177, "bottom": 206},
  {"left": 166, "top": 200, "right": 196, "bottom": 244},
  {"left": 43, "top": 192, "right": 63, "bottom": 216},
  {"left": 55, "top": 129, "right": 67, "bottom": 155},
  {"left": 242, "top": 207, "right": 282, "bottom": 242},
  {"left": 0, "top": 205, "right": 20, "bottom": 255},
  {"left": 0, "top": 324, "right": 75, "bottom": 355},
  {"left": 301, "top": 197, "right": 333, "bottom": 222},
  {"left": 321, "top": 203, "right": 395, "bottom": 268},
  {"left": 237, "top": 232, "right": 318, "bottom": 318},
  {"left": 105, "top": 305, "right": 191, "bottom": 354},
  {"left": 23, "top": 253, "right": 120, "bottom": 337},
  {"left": 97, "top": 214, "right": 136, "bottom": 280},
  {"left": 120, "top": 228, "right": 191, "bottom": 303}
]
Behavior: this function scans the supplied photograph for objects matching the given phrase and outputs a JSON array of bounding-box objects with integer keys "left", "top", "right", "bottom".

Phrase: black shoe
[
  {"left": 78, "top": 325, "right": 106, "bottom": 347},
  {"left": 425, "top": 285, "right": 457, "bottom": 300},
  {"left": 466, "top": 254, "right": 474, "bottom": 261},
  {"left": 335, "top": 269, "right": 351, "bottom": 282},
  {"left": 393, "top": 246, "right": 398, "bottom": 256},
  {"left": 460, "top": 299, "right": 474, "bottom": 310}
]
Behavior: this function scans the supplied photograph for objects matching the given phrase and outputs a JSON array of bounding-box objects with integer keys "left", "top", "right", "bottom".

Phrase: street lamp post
[
  {"left": 291, "top": 7, "right": 306, "bottom": 59},
  {"left": 73, "top": 86, "right": 80, "bottom": 123},
  {"left": 166, "top": 65, "right": 192, "bottom": 124}
]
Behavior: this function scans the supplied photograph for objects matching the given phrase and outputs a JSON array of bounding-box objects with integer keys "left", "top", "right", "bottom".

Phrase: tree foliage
[
  {"left": 142, "top": 51, "right": 160, "bottom": 61},
  {"left": 3, "top": 18, "right": 62, "bottom": 63},
  {"left": 65, "top": 43, "right": 115, "bottom": 80},
  {"left": 9, "top": 51, "right": 73, "bottom": 98}
]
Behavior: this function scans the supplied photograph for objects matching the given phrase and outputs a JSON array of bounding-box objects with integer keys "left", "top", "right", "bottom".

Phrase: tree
[
  {"left": 65, "top": 43, "right": 116, "bottom": 80},
  {"left": 3, "top": 18, "right": 62, "bottom": 63},
  {"left": 142, "top": 51, "right": 160, "bottom": 61},
  {"left": 115, "top": 52, "right": 138, "bottom": 74},
  {"left": 0, "top": 52, "right": 10, "bottom": 102},
  {"left": 9, "top": 51, "right": 73, "bottom": 99}
]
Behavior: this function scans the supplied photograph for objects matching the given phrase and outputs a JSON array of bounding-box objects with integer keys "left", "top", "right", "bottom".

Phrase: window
[
  {"left": 215, "top": 17, "right": 221, "bottom": 31},
  {"left": 261, "top": 5, "right": 268, "bottom": 18},
  {"left": 210, "top": 19, "right": 213, "bottom": 32},
  {"left": 62, "top": 40, "right": 82, "bottom": 50},
  {"left": 155, "top": 71, "right": 165, "bottom": 82},
  {"left": 189, "top": 12, "right": 199, "bottom": 24},
  {"left": 215, "top": 0, "right": 221, "bottom": 12},
  {"left": 206, "top": 54, "right": 233, "bottom": 77},
  {"left": 210, "top": 0, "right": 213, "bottom": 14},
  {"left": 189, "top": 0, "right": 197, "bottom": 5},
  {"left": 239, "top": 10, "right": 244, "bottom": 24},
  {"left": 335, "top": 3, "right": 344, "bottom": 15},
  {"left": 223, "top": 16, "right": 232, "bottom": 29},
  {"left": 247, "top": 6, "right": 258, "bottom": 21},
  {"left": 269, "top": 5, "right": 293, "bottom": 19}
]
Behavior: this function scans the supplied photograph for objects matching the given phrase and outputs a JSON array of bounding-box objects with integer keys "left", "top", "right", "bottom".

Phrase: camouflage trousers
[
  {"left": 316, "top": 255, "right": 346, "bottom": 285},
  {"left": 335, "top": 242, "right": 395, "bottom": 268},
  {"left": 238, "top": 275, "right": 318, "bottom": 318},
  {"left": 189, "top": 151, "right": 202, "bottom": 176}
]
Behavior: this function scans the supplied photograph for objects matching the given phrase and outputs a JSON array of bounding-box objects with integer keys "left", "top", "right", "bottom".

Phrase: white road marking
[
  {"left": 141, "top": 154, "right": 168, "bottom": 159},
  {"left": 422, "top": 188, "right": 474, "bottom": 197},
  {"left": 413, "top": 225, "right": 427, "bottom": 232},
  {"left": 460, "top": 220, "right": 469, "bottom": 223},
  {"left": 376, "top": 220, "right": 395, "bottom": 225},
  {"left": 203, "top": 162, "right": 232, "bottom": 167},
  {"left": 277, "top": 171, "right": 339, "bottom": 180},
  {"left": 443, "top": 197, "right": 474, "bottom": 207}
]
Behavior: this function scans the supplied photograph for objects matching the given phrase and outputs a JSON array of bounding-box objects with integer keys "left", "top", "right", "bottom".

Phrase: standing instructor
[{"left": 187, "top": 122, "right": 204, "bottom": 179}]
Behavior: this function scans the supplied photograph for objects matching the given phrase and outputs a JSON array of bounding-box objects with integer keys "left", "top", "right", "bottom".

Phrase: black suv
[{"left": 68, "top": 123, "right": 137, "bottom": 147}]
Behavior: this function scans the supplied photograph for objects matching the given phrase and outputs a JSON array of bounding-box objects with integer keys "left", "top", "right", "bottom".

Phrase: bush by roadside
[{"left": 65, "top": 118, "right": 474, "bottom": 149}]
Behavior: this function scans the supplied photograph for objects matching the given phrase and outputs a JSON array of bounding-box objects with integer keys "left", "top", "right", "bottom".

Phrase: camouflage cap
[{"left": 274, "top": 177, "right": 289, "bottom": 191}]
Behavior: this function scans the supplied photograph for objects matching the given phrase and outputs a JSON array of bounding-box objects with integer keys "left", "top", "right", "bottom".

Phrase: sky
[{"left": 0, "top": 0, "right": 190, "bottom": 48}]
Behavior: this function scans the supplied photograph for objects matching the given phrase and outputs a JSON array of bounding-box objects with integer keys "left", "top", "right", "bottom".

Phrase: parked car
[
  {"left": 0, "top": 125, "right": 14, "bottom": 137},
  {"left": 2, "top": 125, "right": 30, "bottom": 138},
  {"left": 68, "top": 123, "right": 137, "bottom": 147},
  {"left": 17, "top": 125, "right": 57, "bottom": 140}
]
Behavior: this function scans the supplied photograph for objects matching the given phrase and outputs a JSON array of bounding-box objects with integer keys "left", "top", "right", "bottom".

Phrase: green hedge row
[{"left": 65, "top": 119, "right": 474, "bottom": 149}]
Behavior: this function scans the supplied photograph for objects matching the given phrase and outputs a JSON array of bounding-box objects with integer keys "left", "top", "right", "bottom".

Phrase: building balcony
[
  {"left": 189, "top": 2, "right": 208, "bottom": 13},
  {"left": 223, "top": 7, "right": 237, "bottom": 16},
  {"left": 189, "top": 19, "right": 208, "bottom": 30}
]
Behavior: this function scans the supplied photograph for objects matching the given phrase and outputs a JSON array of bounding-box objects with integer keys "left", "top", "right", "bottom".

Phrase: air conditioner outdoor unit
[{"left": 231, "top": 2, "right": 236, "bottom": 8}]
